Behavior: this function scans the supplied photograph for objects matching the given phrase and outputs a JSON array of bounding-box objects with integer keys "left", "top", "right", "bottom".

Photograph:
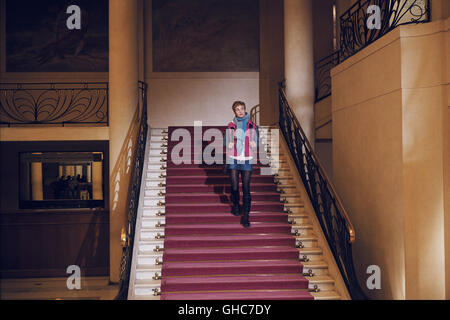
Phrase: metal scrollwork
[
  {"left": 314, "top": 0, "right": 430, "bottom": 102},
  {"left": 314, "top": 51, "right": 340, "bottom": 103},
  {"left": 339, "top": 0, "right": 430, "bottom": 61},
  {"left": 0, "top": 82, "right": 109, "bottom": 126}
]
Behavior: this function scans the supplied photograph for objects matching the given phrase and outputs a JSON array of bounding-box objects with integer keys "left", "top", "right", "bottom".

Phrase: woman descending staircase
[{"left": 128, "top": 127, "right": 344, "bottom": 300}]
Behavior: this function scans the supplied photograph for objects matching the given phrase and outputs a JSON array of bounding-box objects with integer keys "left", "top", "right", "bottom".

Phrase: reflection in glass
[{"left": 19, "top": 152, "right": 104, "bottom": 209}]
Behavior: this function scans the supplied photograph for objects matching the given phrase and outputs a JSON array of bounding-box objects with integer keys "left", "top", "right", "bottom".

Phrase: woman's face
[{"left": 234, "top": 104, "right": 246, "bottom": 118}]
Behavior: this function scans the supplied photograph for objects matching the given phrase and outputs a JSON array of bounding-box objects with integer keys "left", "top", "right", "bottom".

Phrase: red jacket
[{"left": 226, "top": 120, "right": 258, "bottom": 159}]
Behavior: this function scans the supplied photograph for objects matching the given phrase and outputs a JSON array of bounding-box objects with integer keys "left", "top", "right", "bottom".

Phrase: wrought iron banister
[
  {"left": 314, "top": 51, "right": 340, "bottom": 103},
  {"left": 314, "top": 0, "right": 430, "bottom": 102},
  {"left": 340, "top": 0, "right": 430, "bottom": 62},
  {"left": 115, "top": 81, "right": 148, "bottom": 300},
  {"left": 0, "top": 82, "right": 109, "bottom": 126},
  {"left": 250, "top": 104, "right": 260, "bottom": 125},
  {"left": 278, "top": 81, "right": 367, "bottom": 300}
]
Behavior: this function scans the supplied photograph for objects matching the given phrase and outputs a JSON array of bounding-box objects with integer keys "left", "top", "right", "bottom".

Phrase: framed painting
[
  {"left": 5, "top": 0, "right": 108, "bottom": 72},
  {"left": 152, "top": 0, "right": 260, "bottom": 72}
]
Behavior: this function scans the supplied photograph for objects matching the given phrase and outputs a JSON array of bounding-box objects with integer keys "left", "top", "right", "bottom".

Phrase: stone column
[
  {"left": 284, "top": 0, "right": 315, "bottom": 149},
  {"left": 92, "top": 161, "right": 103, "bottom": 200},
  {"left": 66, "top": 166, "right": 75, "bottom": 177},
  {"left": 86, "top": 164, "right": 91, "bottom": 183},
  {"left": 75, "top": 165, "right": 83, "bottom": 177},
  {"left": 31, "top": 161, "right": 43, "bottom": 200},
  {"left": 109, "top": 0, "right": 139, "bottom": 283}
]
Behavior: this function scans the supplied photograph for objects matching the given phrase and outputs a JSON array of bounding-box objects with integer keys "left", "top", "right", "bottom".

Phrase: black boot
[
  {"left": 241, "top": 194, "right": 251, "bottom": 227},
  {"left": 230, "top": 190, "right": 241, "bottom": 216}
]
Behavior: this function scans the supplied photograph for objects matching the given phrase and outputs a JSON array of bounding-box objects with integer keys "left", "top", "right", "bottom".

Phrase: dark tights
[{"left": 229, "top": 169, "right": 252, "bottom": 198}]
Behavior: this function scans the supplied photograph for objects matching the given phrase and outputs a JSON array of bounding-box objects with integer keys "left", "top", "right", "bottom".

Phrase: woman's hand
[{"left": 228, "top": 142, "right": 234, "bottom": 149}]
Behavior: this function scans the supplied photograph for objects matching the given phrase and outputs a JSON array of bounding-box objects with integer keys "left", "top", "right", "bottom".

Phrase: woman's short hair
[{"left": 232, "top": 101, "right": 246, "bottom": 112}]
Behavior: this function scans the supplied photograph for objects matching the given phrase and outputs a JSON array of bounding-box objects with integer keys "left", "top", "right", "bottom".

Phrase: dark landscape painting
[
  {"left": 152, "top": 0, "right": 260, "bottom": 72},
  {"left": 5, "top": 0, "right": 108, "bottom": 72}
]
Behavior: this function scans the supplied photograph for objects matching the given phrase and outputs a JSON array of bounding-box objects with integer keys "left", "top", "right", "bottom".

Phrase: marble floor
[{"left": 0, "top": 276, "right": 119, "bottom": 300}]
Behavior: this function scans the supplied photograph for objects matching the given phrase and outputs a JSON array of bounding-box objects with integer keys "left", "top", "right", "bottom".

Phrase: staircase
[{"left": 128, "top": 126, "right": 345, "bottom": 300}]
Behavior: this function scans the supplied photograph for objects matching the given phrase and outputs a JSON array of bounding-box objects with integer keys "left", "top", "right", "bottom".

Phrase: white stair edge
[
  {"left": 273, "top": 126, "right": 350, "bottom": 300},
  {"left": 128, "top": 127, "right": 168, "bottom": 300}
]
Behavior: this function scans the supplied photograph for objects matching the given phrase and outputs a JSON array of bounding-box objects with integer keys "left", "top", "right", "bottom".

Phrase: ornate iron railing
[
  {"left": 339, "top": 0, "right": 430, "bottom": 61},
  {"left": 314, "top": 0, "right": 430, "bottom": 102},
  {"left": 314, "top": 51, "right": 340, "bottom": 102},
  {"left": 115, "top": 81, "right": 149, "bottom": 300},
  {"left": 0, "top": 82, "right": 109, "bottom": 126},
  {"left": 278, "top": 81, "right": 367, "bottom": 300},
  {"left": 250, "top": 104, "right": 260, "bottom": 125}
]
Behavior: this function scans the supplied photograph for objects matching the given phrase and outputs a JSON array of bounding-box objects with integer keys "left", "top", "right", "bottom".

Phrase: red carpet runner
[{"left": 160, "top": 126, "right": 313, "bottom": 300}]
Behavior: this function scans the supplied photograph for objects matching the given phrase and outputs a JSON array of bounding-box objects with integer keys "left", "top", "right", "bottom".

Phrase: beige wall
[
  {"left": 0, "top": 127, "right": 109, "bottom": 141},
  {"left": 331, "top": 17, "right": 449, "bottom": 299},
  {"left": 432, "top": 0, "right": 450, "bottom": 20},
  {"left": 145, "top": 73, "right": 260, "bottom": 127},
  {"left": 144, "top": 0, "right": 283, "bottom": 127},
  {"left": 400, "top": 18, "right": 447, "bottom": 300}
]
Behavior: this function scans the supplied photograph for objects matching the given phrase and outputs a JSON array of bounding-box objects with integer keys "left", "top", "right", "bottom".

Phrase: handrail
[
  {"left": 0, "top": 82, "right": 109, "bottom": 126},
  {"left": 115, "top": 81, "right": 148, "bottom": 300},
  {"left": 279, "top": 83, "right": 355, "bottom": 242},
  {"left": 278, "top": 81, "right": 367, "bottom": 299}
]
